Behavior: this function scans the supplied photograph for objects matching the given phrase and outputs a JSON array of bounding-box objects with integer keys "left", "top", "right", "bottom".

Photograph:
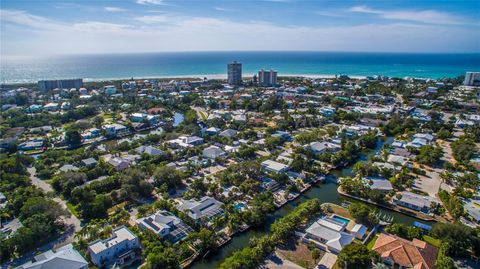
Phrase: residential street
[{"left": 27, "top": 166, "right": 81, "bottom": 247}]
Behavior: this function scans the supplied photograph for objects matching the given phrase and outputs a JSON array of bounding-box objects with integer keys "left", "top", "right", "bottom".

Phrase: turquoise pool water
[
  {"left": 332, "top": 215, "right": 351, "bottom": 225},
  {"left": 234, "top": 203, "right": 246, "bottom": 210}
]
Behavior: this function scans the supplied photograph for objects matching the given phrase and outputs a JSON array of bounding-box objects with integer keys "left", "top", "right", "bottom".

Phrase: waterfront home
[
  {"left": 202, "top": 145, "right": 226, "bottom": 159},
  {"left": 136, "top": 210, "right": 193, "bottom": 243},
  {"left": 372, "top": 162, "right": 398, "bottom": 171},
  {"left": 303, "top": 216, "right": 354, "bottom": 254},
  {"left": 261, "top": 160, "right": 289, "bottom": 174},
  {"left": 176, "top": 196, "right": 224, "bottom": 224},
  {"left": 88, "top": 226, "right": 140, "bottom": 267},
  {"left": 130, "top": 113, "right": 159, "bottom": 125},
  {"left": 15, "top": 244, "right": 88, "bottom": 269},
  {"left": 351, "top": 224, "right": 367, "bottom": 240},
  {"left": 393, "top": 191, "right": 439, "bottom": 213},
  {"left": 260, "top": 177, "right": 281, "bottom": 192},
  {"left": 308, "top": 141, "right": 342, "bottom": 155},
  {"left": 363, "top": 176, "right": 393, "bottom": 191},
  {"left": 102, "top": 123, "right": 128, "bottom": 137},
  {"left": 372, "top": 233, "right": 438, "bottom": 269}
]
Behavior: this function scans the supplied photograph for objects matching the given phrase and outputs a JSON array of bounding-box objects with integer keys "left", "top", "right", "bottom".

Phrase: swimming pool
[
  {"left": 233, "top": 202, "right": 247, "bottom": 210},
  {"left": 332, "top": 215, "right": 351, "bottom": 225}
]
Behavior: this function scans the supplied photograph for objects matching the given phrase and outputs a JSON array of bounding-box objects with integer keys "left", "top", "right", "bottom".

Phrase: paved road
[
  {"left": 27, "top": 166, "right": 81, "bottom": 247},
  {"left": 3, "top": 167, "right": 83, "bottom": 268},
  {"left": 27, "top": 166, "right": 54, "bottom": 193}
]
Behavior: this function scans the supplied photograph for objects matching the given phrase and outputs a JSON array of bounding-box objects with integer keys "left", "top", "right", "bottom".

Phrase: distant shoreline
[{"left": 2, "top": 73, "right": 434, "bottom": 86}]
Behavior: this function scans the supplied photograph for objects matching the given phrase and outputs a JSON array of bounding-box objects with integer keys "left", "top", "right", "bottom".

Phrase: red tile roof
[{"left": 372, "top": 233, "right": 438, "bottom": 269}]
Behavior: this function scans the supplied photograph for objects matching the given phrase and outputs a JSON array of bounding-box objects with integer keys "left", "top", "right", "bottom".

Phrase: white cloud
[
  {"left": 136, "top": 0, "right": 165, "bottom": 5},
  {"left": 0, "top": 9, "right": 63, "bottom": 30},
  {"left": 135, "top": 15, "right": 169, "bottom": 24},
  {"left": 1, "top": 9, "right": 479, "bottom": 56},
  {"left": 73, "top": 21, "right": 133, "bottom": 32},
  {"left": 215, "top": 7, "right": 234, "bottom": 12},
  {"left": 105, "top": 7, "right": 127, "bottom": 12},
  {"left": 349, "top": 5, "right": 470, "bottom": 25}
]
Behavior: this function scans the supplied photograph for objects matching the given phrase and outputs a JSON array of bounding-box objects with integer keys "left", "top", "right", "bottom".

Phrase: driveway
[{"left": 317, "top": 252, "right": 338, "bottom": 269}]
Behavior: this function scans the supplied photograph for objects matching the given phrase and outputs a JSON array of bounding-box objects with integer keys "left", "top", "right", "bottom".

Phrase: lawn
[
  {"left": 423, "top": 235, "right": 441, "bottom": 248},
  {"left": 66, "top": 202, "right": 80, "bottom": 217},
  {"left": 366, "top": 234, "right": 379, "bottom": 250},
  {"left": 277, "top": 239, "right": 324, "bottom": 269}
]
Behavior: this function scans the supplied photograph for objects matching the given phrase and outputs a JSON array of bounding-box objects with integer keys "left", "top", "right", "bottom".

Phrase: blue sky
[{"left": 1, "top": 0, "right": 479, "bottom": 56}]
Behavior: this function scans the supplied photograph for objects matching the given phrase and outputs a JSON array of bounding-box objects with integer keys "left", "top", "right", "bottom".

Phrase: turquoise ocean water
[{"left": 1, "top": 51, "right": 480, "bottom": 84}]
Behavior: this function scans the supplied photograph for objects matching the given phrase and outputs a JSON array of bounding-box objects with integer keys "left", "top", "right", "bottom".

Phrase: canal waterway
[{"left": 190, "top": 136, "right": 430, "bottom": 269}]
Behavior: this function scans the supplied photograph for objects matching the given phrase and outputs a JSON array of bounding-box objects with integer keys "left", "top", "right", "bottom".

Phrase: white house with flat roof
[
  {"left": 261, "top": 160, "right": 289, "bottom": 174},
  {"left": 87, "top": 226, "right": 140, "bottom": 267},
  {"left": 176, "top": 196, "right": 224, "bottom": 223},
  {"left": 102, "top": 123, "right": 128, "bottom": 137},
  {"left": 167, "top": 136, "right": 204, "bottom": 148}
]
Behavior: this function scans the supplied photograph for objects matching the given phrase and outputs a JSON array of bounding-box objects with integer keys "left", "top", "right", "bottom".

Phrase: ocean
[{"left": 1, "top": 51, "right": 480, "bottom": 84}]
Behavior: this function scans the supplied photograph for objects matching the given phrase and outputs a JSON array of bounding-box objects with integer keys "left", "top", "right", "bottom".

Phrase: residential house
[
  {"left": 103, "top": 155, "right": 131, "bottom": 171},
  {"left": 205, "top": 127, "right": 221, "bottom": 136},
  {"left": 261, "top": 160, "right": 289, "bottom": 174},
  {"left": 87, "top": 226, "right": 140, "bottom": 267},
  {"left": 15, "top": 244, "right": 88, "bottom": 269},
  {"left": 393, "top": 191, "right": 439, "bottom": 213},
  {"left": 202, "top": 146, "right": 226, "bottom": 159},
  {"left": 303, "top": 216, "right": 354, "bottom": 254},
  {"left": 81, "top": 157, "right": 97, "bottom": 168},
  {"left": 308, "top": 141, "right": 341, "bottom": 155},
  {"left": 59, "top": 164, "right": 79, "bottom": 173},
  {"left": 102, "top": 123, "right": 128, "bottom": 137},
  {"left": 219, "top": 129, "right": 238, "bottom": 138},
  {"left": 363, "top": 176, "right": 393, "bottom": 191},
  {"left": 351, "top": 224, "right": 367, "bottom": 240},
  {"left": 176, "top": 196, "right": 224, "bottom": 223},
  {"left": 136, "top": 210, "right": 193, "bottom": 243},
  {"left": 260, "top": 177, "right": 281, "bottom": 191},
  {"left": 18, "top": 139, "right": 44, "bottom": 151},
  {"left": 135, "top": 145, "right": 165, "bottom": 156},
  {"left": 167, "top": 136, "right": 204, "bottom": 148},
  {"left": 372, "top": 233, "right": 438, "bottom": 269}
]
